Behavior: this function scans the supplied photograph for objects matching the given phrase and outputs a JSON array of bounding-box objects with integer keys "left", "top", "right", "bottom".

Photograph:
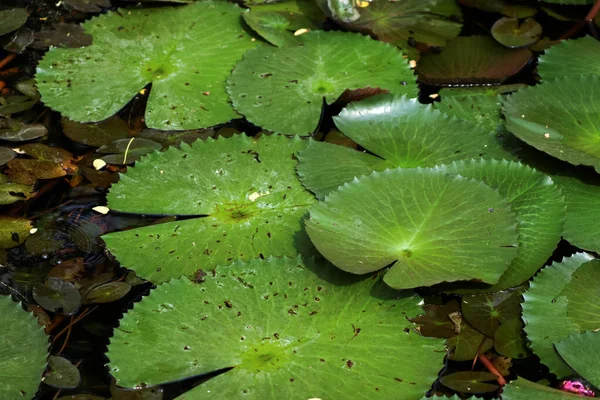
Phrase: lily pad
[
  {"left": 227, "top": 30, "right": 416, "bottom": 135},
  {"left": 243, "top": 10, "right": 320, "bottom": 47},
  {"left": 556, "top": 331, "right": 600, "bottom": 388},
  {"left": 0, "top": 296, "right": 49, "bottom": 400},
  {"left": 33, "top": 277, "right": 81, "bottom": 315},
  {"left": 0, "top": 9, "right": 28, "bottom": 37},
  {"left": 461, "top": 289, "right": 523, "bottom": 337},
  {"left": 553, "top": 176, "right": 600, "bottom": 253},
  {"left": 102, "top": 134, "right": 316, "bottom": 283},
  {"left": 435, "top": 159, "right": 564, "bottom": 291},
  {"left": 322, "top": 0, "right": 462, "bottom": 47},
  {"left": 447, "top": 320, "right": 494, "bottom": 361},
  {"left": 84, "top": 281, "right": 131, "bottom": 304},
  {"left": 411, "top": 299, "right": 461, "bottom": 339},
  {"left": 62, "top": 116, "right": 129, "bottom": 147},
  {"left": 107, "top": 257, "right": 445, "bottom": 399},
  {"left": 297, "top": 95, "right": 511, "bottom": 199},
  {"left": 416, "top": 36, "right": 532, "bottom": 85},
  {"left": 0, "top": 122, "right": 47, "bottom": 141},
  {"left": 0, "top": 174, "right": 35, "bottom": 205},
  {"left": 43, "top": 356, "right": 81, "bottom": 389},
  {"left": 521, "top": 253, "right": 592, "bottom": 377},
  {"left": 36, "top": 2, "right": 256, "bottom": 130},
  {"left": 491, "top": 17, "right": 542, "bottom": 48},
  {"left": 305, "top": 167, "right": 519, "bottom": 289},
  {"left": 0, "top": 217, "right": 33, "bottom": 248},
  {"left": 440, "top": 371, "right": 500, "bottom": 394},
  {"left": 502, "top": 377, "right": 585, "bottom": 399},
  {"left": 559, "top": 259, "right": 600, "bottom": 331},
  {"left": 503, "top": 77, "right": 600, "bottom": 173},
  {"left": 0, "top": 147, "right": 16, "bottom": 166},
  {"left": 537, "top": 36, "right": 600, "bottom": 81},
  {"left": 494, "top": 318, "right": 530, "bottom": 359}
]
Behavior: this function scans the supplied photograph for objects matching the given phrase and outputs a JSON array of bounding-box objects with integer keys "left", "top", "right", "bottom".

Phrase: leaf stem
[{"left": 478, "top": 354, "right": 507, "bottom": 386}]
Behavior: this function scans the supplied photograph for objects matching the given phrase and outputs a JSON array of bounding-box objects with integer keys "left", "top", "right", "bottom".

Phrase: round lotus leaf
[
  {"left": 436, "top": 159, "right": 564, "bottom": 291},
  {"left": 491, "top": 17, "right": 542, "bottom": 48},
  {"left": 305, "top": 168, "right": 519, "bottom": 290},
  {"left": 102, "top": 134, "right": 316, "bottom": 283},
  {"left": 36, "top": 2, "right": 256, "bottom": 130},
  {"left": 416, "top": 36, "right": 532, "bottom": 85},
  {"left": 537, "top": 36, "right": 600, "bottom": 81},
  {"left": 107, "top": 257, "right": 445, "bottom": 399},
  {"left": 504, "top": 77, "right": 600, "bottom": 172},
  {"left": 502, "top": 377, "right": 585, "bottom": 399},
  {"left": 43, "top": 356, "right": 81, "bottom": 389},
  {"left": 227, "top": 30, "right": 416, "bottom": 135},
  {"left": 440, "top": 371, "right": 500, "bottom": 394},
  {"left": 521, "top": 253, "right": 593, "bottom": 377},
  {"left": 494, "top": 318, "right": 529, "bottom": 359},
  {"left": 556, "top": 331, "right": 600, "bottom": 389},
  {"left": 0, "top": 295, "right": 49, "bottom": 400},
  {"left": 553, "top": 176, "right": 600, "bottom": 253},
  {"left": 297, "top": 95, "right": 512, "bottom": 199}
]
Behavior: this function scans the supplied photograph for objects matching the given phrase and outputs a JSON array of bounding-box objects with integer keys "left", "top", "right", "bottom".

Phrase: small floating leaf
[
  {"left": 228, "top": 31, "right": 416, "bottom": 135},
  {"left": 0, "top": 9, "right": 28, "bottom": 37},
  {"left": 461, "top": 289, "right": 522, "bottom": 337},
  {"left": 416, "top": 36, "right": 532, "bottom": 85},
  {"left": 494, "top": 318, "right": 530, "bottom": 359},
  {"left": 62, "top": 116, "right": 129, "bottom": 147},
  {"left": 491, "top": 17, "right": 542, "bottom": 48},
  {"left": 43, "top": 356, "right": 81, "bottom": 389},
  {"left": 0, "top": 216, "right": 33, "bottom": 248},
  {"left": 0, "top": 295, "right": 49, "bottom": 399},
  {"left": 440, "top": 371, "right": 500, "bottom": 394},
  {"left": 447, "top": 320, "right": 493, "bottom": 361},
  {"left": 0, "top": 174, "right": 35, "bottom": 205},
  {"left": 305, "top": 168, "right": 519, "bottom": 289},
  {"left": 0, "top": 147, "right": 16, "bottom": 166},
  {"left": 0, "top": 122, "right": 47, "bottom": 141},
  {"left": 107, "top": 257, "right": 445, "bottom": 398},
  {"left": 84, "top": 281, "right": 131, "bottom": 304},
  {"left": 33, "top": 277, "right": 82, "bottom": 315}
]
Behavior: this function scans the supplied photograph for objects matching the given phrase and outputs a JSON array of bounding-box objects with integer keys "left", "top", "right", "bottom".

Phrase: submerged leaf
[
  {"left": 102, "top": 134, "right": 316, "bottom": 283},
  {"left": 37, "top": 2, "right": 256, "bottom": 130},
  {"left": 62, "top": 116, "right": 129, "bottom": 147},
  {"left": 228, "top": 31, "right": 416, "bottom": 135},
  {"left": 107, "top": 257, "right": 445, "bottom": 399},
  {"left": 416, "top": 36, "right": 532, "bottom": 85},
  {"left": 305, "top": 168, "right": 519, "bottom": 289},
  {"left": 447, "top": 320, "right": 493, "bottom": 361},
  {"left": 494, "top": 318, "right": 529, "bottom": 359},
  {"left": 0, "top": 296, "right": 49, "bottom": 399},
  {"left": 461, "top": 289, "right": 522, "bottom": 337}
]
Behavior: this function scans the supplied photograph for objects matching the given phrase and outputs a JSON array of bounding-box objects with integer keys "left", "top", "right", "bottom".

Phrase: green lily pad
[
  {"left": 227, "top": 31, "right": 416, "bottom": 135},
  {"left": 436, "top": 85, "right": 526, "bottom": 134},
  {"left": 552, "top": 176, "right": 600, "bottom": 253},
  {"left": 102, "top": 134, "right": 315, "bottom": 283},
  {"left": 461, "top": 289, "right": 523, "bottom": 337},
  {"left": 36, "top": 2, "right": 256, "bottom": 130},
  {"left": 0, "top": 174, "right": 35, "bottom": 205},
  {"left": 297, "top": 95, "right": 511, "bottom": 199},
  {"left": 494, "top": 318, "right": 530, "bottom": 359},
  {"left": 503, "top": 77, "right": 600, "bottom": 173},
  {"left": 0, "top": 295, "right": 49, "bottom": 400},
  {"left": 502, "top": 377, "right": 584, "bottom": 399},
  {"left": 416, "top": 36, "right": 532, "bottom": 85},
  {"left": 243, "top": 9, "right": 319, "bottom": 47},
  {"left": 33, "top": 277, "right": 82, "bottom": 315},
  {"left": 43, "top": 356, "right": 81, "bottom": 389},
  {"left": 537, "top": 36, "right": 600, "bottom": 81},
  {"left": 447, "top": 320, "right": 493, "bottom": 361},
  {"left": 107, "top": 257, "right": 445, "bottom": 399},
  {"left": 84, "top": 281, "right": 131, "bottom": 304},
  {"left": 556, "top": 331, "right": 600, "bottom": 388},
  {"left": 560, "top": 259, "right": 600, "bottom": 331},
  {"left": 491, "top": 17, "right": 542, "bottom": 48},
  {"left": 0, "top": 217, "right": 32, "bottom": 248},
  {"left": 0, "top": 9, "right": 28, "bottom": 37},
  {"left": 521, "top": 253, "right": 592, "bottom": 377},
  {"left": 323, "top": 0, "right": 462, "bottom": 47},
  {"left": 305, "top": 167, "right": 519, "bottom": 289},
  {"left": 440, "top": 371, "right": 500, "bottom": 394},
  {"left": 435, "top": 159, "right": 564, "bottom": 291}
]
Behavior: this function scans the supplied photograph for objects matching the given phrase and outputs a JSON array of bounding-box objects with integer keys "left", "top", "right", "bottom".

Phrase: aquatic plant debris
[{"left": 107, "top": 257, "right": 445, "bottom": 399}]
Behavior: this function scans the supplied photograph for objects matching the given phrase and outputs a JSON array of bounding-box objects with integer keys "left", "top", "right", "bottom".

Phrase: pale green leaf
[
  {"left": 537, "top": 36, "right": 600, "bottom": 81},
  {"left": 502, "top": 377, "right": 584, "bottom": 399},
  {"left": 556, "top": 331, "right": 600, "bottom": 388}
]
